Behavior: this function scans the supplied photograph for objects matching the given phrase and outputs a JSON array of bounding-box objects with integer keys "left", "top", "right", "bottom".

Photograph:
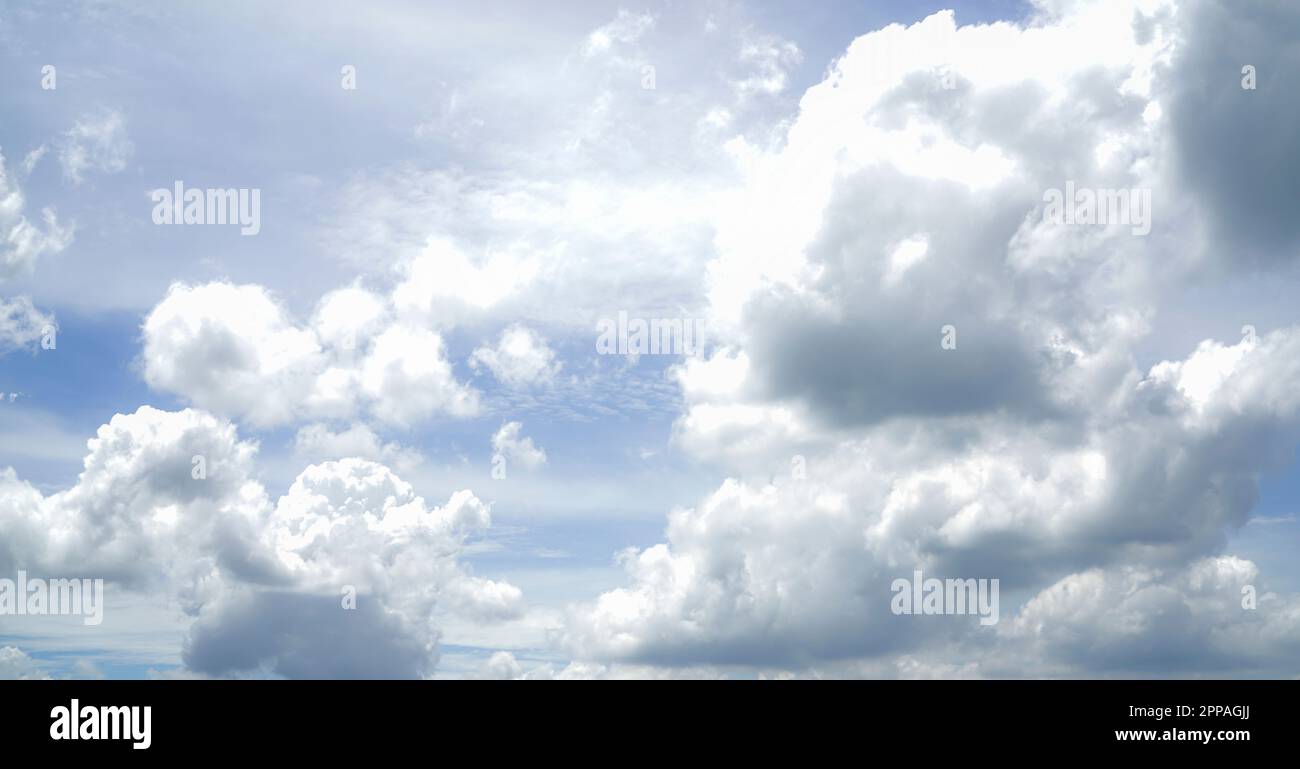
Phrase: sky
[{"left": 2, "top": 0, "right": 1300, "bottom": 680}]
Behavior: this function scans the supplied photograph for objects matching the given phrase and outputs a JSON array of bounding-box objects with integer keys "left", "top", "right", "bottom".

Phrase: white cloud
[
  {"left": 58, "top": 109, "right": 133, "bottom": 185},
  {"left": 293, "top": 422, "right": 423, "bottom": 473},
  {"left": 1003, "top": 556, "right": 1300, "bottom": 674},
  {"left": 0, "top": 296, "right": 55, "bottom": 354},
  {"left": 883, "top": 235, "right": 930, "bottom": 287},
  {"left": 0, "top": 406, "right": 522, "bottom": 678},
  {"left": 142, "top": 282, "right": 324, "bottom": 427},
  {"left": 558, "top": 2, "right": 1300, "bottom": 676},
  {"left": 7, "top": 0, "right": 1300, "bottom": 680},
  {"left": 361, "top": 324, "right": 480, "bottom": 424},
  {"left": 491, "top": 421, "right": 547, "bottom": 471},
  {"left": 0, "top": 149, "right": 73, "bottom": 280},
  {"left": 1146, "top": 336, "right": 1254, "bottom": 413},
  {"left": 472, "top": 650, "right": 525, "bottom": 680},
  {"left": 471, "top": 325, "right": 560, "bottom": 388},
  {"left": 583, "top": 10, "right": 654, "bottom": 58},
  {"left": 311, "top": 285, "right": 389, "bottom": 355},
  {"left": 732, "top": 33, "right": 802, "bottom": 96},
  {"left": 20, "top": 145, "right": 46, "bottom": 176},
  {"left": 142, "top": 281, "right": 480, "bottom": 428},
  {"left": 392, "top": 237, "right": 541, "bottom": 324},
  {"left": 0, "top": 646, "right": 48, "bottom": 680}
]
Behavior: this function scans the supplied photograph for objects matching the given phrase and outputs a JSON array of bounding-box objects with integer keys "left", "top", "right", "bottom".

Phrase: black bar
[{"left": 1, "top": 680, "right": 1286, "bottom": 757}]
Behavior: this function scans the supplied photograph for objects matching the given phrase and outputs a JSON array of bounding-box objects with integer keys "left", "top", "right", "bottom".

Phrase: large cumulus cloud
[
  {"left": 558, "top": 0, "right": 1300, "bottom": 677},
  {"left": 0, "top": 407, "right": 522, "bottom": 678}
]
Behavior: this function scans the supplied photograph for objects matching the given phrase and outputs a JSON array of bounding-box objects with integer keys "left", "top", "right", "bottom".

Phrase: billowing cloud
[
  {"left": 559, "top": 1, "right": 1300, "bottom": 677},
  {"left": 5, "top": 0, "right": 1300, "bottom": 681},
  {"left": 1004, "top": 557, "right": 1300, "bottom": 674},
  {"left": 0, "top": 407, "right": 522, "bottom": 679},
  {"left": 142, "top": 281, "right": 480, "bottom": 428}
]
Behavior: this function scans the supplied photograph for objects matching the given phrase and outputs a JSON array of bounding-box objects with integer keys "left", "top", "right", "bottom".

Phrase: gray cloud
[
  {"left": 1167, "top": 0, "right": 1300, "bottom": 264},
  {"left": 183, "top": 591, "right": 433, "bottom": 679}
]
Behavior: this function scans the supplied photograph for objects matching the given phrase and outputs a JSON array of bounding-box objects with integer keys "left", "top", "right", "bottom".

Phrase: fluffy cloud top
[{"left": 142, "top": 281, "right": 479, "bottom": 428}]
